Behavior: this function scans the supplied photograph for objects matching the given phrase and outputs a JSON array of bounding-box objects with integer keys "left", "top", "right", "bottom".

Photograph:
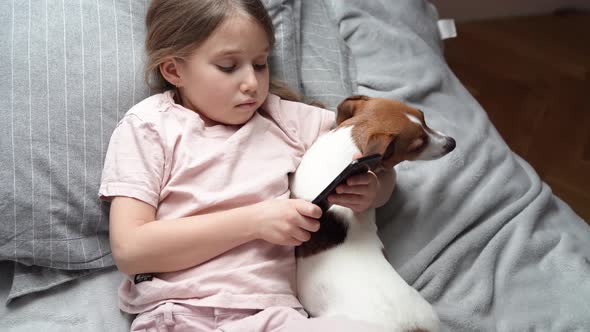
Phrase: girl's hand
[
  {"left": 327, "top": 153, "right": 381, "bottom": 212},
  {"left": 251, "top": 199, "right": 322, "bottom": 246}
]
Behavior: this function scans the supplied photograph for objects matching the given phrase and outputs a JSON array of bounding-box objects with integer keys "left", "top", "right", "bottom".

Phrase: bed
[{"left": 1, "top": 1, "right": 589, "bottom": 331}]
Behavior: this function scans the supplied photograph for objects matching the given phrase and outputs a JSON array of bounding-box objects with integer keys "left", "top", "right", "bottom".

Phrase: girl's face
[{"left": 173, "top": 14, "right": 270, "bottom": 126}]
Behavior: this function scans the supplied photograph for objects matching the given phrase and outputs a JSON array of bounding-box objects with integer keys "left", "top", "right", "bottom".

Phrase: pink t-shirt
[{"left": 99, "top": 91, "right": 335, "bottom": 314}]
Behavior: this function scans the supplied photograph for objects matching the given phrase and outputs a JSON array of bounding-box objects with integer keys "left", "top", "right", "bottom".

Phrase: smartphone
[{"left": 312, "top": 154, "right": 382, "bottom": 213}]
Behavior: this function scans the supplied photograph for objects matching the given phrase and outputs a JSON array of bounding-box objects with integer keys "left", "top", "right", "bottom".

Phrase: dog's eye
[{"left": 408, "top": 137, "right": 426, "bottom": 152}]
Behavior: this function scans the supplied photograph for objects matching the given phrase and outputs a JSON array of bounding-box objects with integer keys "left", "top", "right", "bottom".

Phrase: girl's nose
[{"left": 240, "top": 66, "right": 258, "bottom": 94}]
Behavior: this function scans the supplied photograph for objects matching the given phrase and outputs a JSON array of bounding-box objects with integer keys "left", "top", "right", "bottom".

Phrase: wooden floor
[{"left": 443, "top": 12, "right": 590, "bottom": 223}]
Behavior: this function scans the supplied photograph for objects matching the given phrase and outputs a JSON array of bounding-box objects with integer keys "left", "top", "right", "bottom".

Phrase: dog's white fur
[{"left": 291, "top": 118, "right": 450, "bottom": 331}]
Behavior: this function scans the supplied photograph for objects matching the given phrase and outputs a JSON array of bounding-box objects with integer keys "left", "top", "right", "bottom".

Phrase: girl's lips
[
  {"left": 236, "top": 101, "right": 257, "bottom": 109},
  {"left": 238, "top": 100, "right": 256, "bottom": 105}
]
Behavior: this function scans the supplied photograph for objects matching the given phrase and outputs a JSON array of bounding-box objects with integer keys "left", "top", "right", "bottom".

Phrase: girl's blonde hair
[{"left": 145, "top": 0, "right": 317, "bottom": 105}]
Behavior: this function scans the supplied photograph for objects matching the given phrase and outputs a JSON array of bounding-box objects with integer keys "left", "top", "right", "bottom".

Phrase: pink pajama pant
[{"left": 130, "top": 302, "right": 389, "bottom": 332}]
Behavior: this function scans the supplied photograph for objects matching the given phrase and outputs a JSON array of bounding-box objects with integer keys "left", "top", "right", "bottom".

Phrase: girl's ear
[{"left": 159, "top": 58, "right": 183, "bottom": 87}]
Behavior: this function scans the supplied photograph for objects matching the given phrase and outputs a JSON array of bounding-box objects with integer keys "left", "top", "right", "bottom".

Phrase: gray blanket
[
  {"left": 2, "top": 1, "right": 589, "bottom": 331},
  {"left": 324, "top": 1, "right": 590, "bottom": 331},
  {"left": 0, "top": 262, "right": 132, "bottom": 331}
]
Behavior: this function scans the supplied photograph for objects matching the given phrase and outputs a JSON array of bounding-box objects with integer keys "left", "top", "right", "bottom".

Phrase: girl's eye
[
  {"left": 216, "top": 65, "right": 236, "bottom": 73},
  {"left": 253, "top": 63, "right": 267, "bottom": 71},
  {"left": 216, "top": 61, "right": 267, "bottom": 73}
]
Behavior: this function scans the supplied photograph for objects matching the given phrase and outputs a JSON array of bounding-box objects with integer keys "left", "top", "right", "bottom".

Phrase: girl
[{"left": 99, "top": 0, "right": 395, "bottom": 331}]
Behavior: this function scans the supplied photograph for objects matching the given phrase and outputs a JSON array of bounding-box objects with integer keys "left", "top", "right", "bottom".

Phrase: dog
[{"left": 290, "top": 95, "right": 456, "bottom": 332}]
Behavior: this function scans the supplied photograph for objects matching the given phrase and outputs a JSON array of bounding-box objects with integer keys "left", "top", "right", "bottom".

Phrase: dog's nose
[{"left": 445, "top": 137, "right": 456, "bottom": 152}]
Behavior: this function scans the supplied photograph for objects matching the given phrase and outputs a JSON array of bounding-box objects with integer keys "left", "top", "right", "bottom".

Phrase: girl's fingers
[
  {"left": 336, "top": 184, "right": 369, "bottom": 196},
  {"left": 346, "top": 174, "right": 371, "bottom": 186},
  {"left": 329, "top": 193, "right": 364, "bottom": 205},
  {"left": 294, "top": 199, "right": 323, "bottom": 219},
  {"left": 329, "top": 193, "right": 367, "bottom": 211},
  {"left": 286, "top": 238, "right": 302, "bottom": 246},
  {"left": 291, "top": 228, "right": 311, "bottom": 242},
  {"left": 300, "top": 217, "right": 321, "bottom": 232}
]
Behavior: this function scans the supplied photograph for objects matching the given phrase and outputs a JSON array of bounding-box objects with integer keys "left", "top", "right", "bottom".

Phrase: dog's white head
[{"left": 337, "top": 95, "right": 456, "bottom": 168}]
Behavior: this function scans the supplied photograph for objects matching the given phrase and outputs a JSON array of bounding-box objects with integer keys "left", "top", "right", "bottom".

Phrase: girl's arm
[{"left": 109, "top": 196, "right": 321, "bottom": 275}]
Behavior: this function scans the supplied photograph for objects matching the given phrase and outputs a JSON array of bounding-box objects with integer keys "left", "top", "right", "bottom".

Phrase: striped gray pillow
[
  {"left": 0, "top": 0, "right": 151, "bottom": 301},
  {"left": 299, "top": 0, "right": 355, "bottom": 110},
  {"left": 0, "top": 0, "right": 303, "bottom": 301},
  {"left": 263, "top": 0, "right": 302, "bottom": 92}
]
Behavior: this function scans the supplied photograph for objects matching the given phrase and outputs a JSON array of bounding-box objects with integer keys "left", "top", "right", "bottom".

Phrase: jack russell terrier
[{"left": 290, "top": 95, "right": 456, "bottom": 332}]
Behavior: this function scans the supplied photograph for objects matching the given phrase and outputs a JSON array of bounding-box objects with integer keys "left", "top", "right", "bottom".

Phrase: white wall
[{"left": 430, "top": 0, "right": 590, "bottom": 21}]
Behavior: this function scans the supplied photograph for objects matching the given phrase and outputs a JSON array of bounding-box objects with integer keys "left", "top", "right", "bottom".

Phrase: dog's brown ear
[
  {"left": 365, "top": 134, "right": 397, "bottom": 159},
  {"left": 336, "top": 95, "right": 370, "bottom": 125},
  {"left": 364, "top": 134, "right": 400, "bottom": 169}
]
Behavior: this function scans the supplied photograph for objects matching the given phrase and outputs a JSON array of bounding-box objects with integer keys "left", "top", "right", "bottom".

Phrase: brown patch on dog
[
  {"left": 295, "top": 210, "right": 348, "bottom": 258},
  {"left": 336, "top": 95, "right": 431, "bottom": 169}
]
